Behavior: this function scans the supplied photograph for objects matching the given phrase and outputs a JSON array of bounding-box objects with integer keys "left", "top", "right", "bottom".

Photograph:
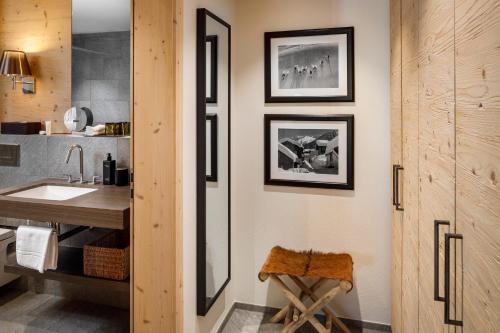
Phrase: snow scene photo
[
  {"left": 278, "top": 43, "right": 339, "bottom": 90},
  {"left": 277, "top": 128, "right": 339, "bottom": 175}
]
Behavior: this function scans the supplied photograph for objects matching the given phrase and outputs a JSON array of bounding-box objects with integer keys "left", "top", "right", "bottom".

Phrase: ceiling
[{"left": 72, "top": 0, "right": 130, "bottom": 34}]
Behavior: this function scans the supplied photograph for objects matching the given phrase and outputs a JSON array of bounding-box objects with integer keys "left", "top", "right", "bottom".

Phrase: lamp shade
[{"left": 0, "top": 50, "right": 32, "bottom": 77}]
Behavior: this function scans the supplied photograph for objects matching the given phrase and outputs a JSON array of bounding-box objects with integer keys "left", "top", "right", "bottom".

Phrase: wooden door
[
  {"left": 390, "top": 0, "right": 404, "bottom": 332},
  {"left": 400, "top": 0, "right": 420, "bottom": 332},
  {"left": 417, "top": 0, "right": 456, "bottom": 332},
  {"left": 455, "top": 0, "right": 500, "bottom": 331},
  {"left": 133, "top": 0, "right": 184, "bottom": 331}
]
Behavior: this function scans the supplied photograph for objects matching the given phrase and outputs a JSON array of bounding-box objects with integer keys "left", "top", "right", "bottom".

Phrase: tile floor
[
  {"left": 0, "top": 289, "right": 128, "bottom": 333},
  {"left": 220, "top": 308, "right": 389, "bottom": 333}
]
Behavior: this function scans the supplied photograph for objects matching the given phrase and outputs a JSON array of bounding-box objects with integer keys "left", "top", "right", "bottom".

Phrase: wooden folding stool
[{"left": 258, "top": 246, "right": 354, "bottom": 333}]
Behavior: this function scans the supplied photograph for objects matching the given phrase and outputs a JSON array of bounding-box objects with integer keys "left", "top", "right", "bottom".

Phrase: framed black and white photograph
[
  {"left": 265, "top": 114, "right": 354, "bottom": 189},
  {"left": 206, "top": 113, "right": 218, "bottom": 181},
  {"left": 206, "top": 35, "right": 218, "bottom": 103},
  {"left": 265, "top": 27, "right": 354, "bottom": 103}
]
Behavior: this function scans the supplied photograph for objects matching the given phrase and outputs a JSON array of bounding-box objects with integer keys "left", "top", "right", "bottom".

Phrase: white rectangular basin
[{"left": 7, "top": 185, "right": 97, "bottom": 201}]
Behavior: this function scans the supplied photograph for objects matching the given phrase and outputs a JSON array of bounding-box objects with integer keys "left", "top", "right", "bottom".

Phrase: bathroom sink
[{"left": 7, "top": 185, "right": 97, "bottom": 201}]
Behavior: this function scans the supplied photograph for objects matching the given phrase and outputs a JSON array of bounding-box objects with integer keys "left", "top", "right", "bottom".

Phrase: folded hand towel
[
  {"left": 85, "top": 124, "right": 105, "bottom": 136},
  {"left": 16, "top": 226, "right": 58, "bottom": 273}
]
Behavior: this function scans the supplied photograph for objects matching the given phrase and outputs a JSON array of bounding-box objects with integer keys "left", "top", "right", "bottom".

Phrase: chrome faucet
[{"left": 65, "top": 144, "right": 85, "bottom": 183}]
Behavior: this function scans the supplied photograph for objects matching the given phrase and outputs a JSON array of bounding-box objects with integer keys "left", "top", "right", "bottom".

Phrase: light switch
[{"left": 0, "top": 144, "right": 20, "bottom": 167}]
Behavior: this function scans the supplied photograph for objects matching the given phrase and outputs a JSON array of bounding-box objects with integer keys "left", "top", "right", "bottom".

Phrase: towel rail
[
  {"left": 0, "top": 222, "right": 89, "bottom": 242},
  {"left": 57, "top": 226, "right": 89, "bottom": 242}
]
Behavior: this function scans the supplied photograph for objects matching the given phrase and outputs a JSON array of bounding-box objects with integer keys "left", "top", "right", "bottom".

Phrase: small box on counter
[{"left": 1, "top": 122, "right": 41, "bottom": 135}]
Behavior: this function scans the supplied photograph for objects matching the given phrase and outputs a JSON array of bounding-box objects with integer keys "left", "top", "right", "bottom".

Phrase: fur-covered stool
[{"left": 258, "top": 246, "right": 354, "bottom": 333}]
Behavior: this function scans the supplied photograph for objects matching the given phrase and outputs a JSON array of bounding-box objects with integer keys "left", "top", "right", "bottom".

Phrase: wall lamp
[{"left": 0, "top": 50, "right": 36, "bottom": 94}]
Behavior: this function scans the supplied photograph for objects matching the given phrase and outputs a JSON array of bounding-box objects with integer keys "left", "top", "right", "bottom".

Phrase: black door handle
[
  {"left": 393, "top": 165, "right": 404, "bottom": 211},
  {"left": 444, "top": 233, "right": 463, "bottom": 326},
  {"left": 434, "top": 220, "right": 450, "bottom": 302},
  {"left": 392, "top": 165, "right": 398, "bottom": 206}
]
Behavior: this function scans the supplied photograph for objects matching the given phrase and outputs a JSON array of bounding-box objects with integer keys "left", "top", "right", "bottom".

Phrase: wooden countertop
[{"left": 0, "top": 179, "right": 130, "bottom": 229}]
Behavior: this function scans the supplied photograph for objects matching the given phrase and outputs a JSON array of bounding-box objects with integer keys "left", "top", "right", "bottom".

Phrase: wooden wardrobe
[{"left": 390, "top": 0, "right": 500, "bottom": 332}]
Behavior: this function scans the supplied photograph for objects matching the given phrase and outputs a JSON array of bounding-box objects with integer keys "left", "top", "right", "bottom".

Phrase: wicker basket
[{"left": 83, "top": 230, "right": 130, "bottom": 280}]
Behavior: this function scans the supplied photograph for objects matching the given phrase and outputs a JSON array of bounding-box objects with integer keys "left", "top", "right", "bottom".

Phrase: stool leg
[
  {"left": 285, "top": 304, "right": 293, "bottom": 325},
  {"left": 290, "top": 276, "right": 352, "bottom": 333},
  {"left": 290, "top": 285, "right": 341, "bottom": 332},
  {"left": 271, "top": 278, "right": 326, "bottom": 323},
  {"left": 270, "top": 275, "right": 327, "bottom": 333},
  {"left": 292, "top": 306, "right": 300, "bottom": 322},
  {"left": 326, "top": 314, "right": 333, "bottom": 331},
  {"left": 271, "top": 305, "right": 289, "bottom": 323}
]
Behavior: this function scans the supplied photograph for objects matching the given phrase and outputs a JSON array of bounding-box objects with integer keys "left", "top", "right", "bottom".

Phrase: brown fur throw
[{"left": 258, "top": 246, "right": 353, "bottom": 288}]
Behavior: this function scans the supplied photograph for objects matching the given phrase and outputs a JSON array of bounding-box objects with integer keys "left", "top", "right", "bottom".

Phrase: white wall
[
  {"left": 184, "top": 0, "right": 391, "bottom": 330},
  {"left": 183, "top": 0, "right": 235, "bottom": 332},
  {"left": 231, "top": 0, "right": 391, "bottom": 325}
]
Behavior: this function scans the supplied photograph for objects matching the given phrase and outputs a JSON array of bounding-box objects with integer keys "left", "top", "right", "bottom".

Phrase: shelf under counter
[
  {"left": 0, "top": 179, "right": 130, "bottom": 230},
  {"left": 4, "top": 246, "right": 130, "bottom": 293}
]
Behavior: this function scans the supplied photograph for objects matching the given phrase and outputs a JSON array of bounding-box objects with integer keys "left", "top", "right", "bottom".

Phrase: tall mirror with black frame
[{"left": 196, "top": 8, "right": 231, "bottom": 316}]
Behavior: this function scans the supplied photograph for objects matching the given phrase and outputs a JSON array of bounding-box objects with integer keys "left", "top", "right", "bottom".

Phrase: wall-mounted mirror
[
  {"left": 72, "top": 0, "right": 131, "bottom": 125},
  {"left": 196, "top": 8, "right": 231, "bottom": 316}
]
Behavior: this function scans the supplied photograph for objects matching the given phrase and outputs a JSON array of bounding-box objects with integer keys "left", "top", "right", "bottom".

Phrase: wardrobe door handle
[
  {"left": 394, "top": 165, "right": 404, "bottom": 211},
  {"left": 434, "top": 220, "right": 450, "bottom": 302},
  {"left": 392, "top": 165, "right": 398, "bottom": 206},
  {"left": 444, "top": 233, "right": 463, "bottom": 326}
]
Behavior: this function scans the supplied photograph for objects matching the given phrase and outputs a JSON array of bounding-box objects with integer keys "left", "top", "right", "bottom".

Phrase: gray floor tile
[
  {"left": 0, "top": 291, "right": 128, "bottom": 333},
  {"left": 220, "top": 308, "right": 388, "bottom": 333}
]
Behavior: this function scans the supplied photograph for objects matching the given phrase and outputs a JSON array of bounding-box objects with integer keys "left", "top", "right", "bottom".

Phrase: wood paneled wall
[
  {"left": 0, "top": 0, "right": 71, "bottom": 133},
  {"left": 400, "top": 0, "right": 420, "bottom": 332},
  {"left": 132, "top": 0, "right": 183, "bottom": 331},
  {"left": 455, "top": 0, "right": 500, "bottom": 331},
  {"left": 392, "top": 0, "right": 500, "bottom": 331},
  {"left": 390, "top": 0, "right": 403, "bottom": 332},
  {"left": 417, "top": 0, "right": 456, "bottom": 332}
]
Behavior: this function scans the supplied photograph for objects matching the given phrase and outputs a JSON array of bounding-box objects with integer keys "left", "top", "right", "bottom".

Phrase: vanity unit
[
  {"left": 0, "top": 179, "right": 129, "bottom": 228},
  {"left": 0, "top": 0, "right": 135, "bottom": 328},
  {"left": 0, "top": 179, "right": 130, "bottom": 292}
]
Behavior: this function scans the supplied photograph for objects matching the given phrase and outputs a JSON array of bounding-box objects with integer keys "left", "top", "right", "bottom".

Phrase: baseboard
[
  {"left": 217, "top": 302, "right": 392, "bottom": 332},
  {"left": 216, "top": 302, "right": 238, "bottom": 333}
]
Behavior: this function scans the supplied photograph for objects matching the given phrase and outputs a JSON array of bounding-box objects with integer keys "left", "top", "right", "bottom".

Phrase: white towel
[
  {"left": 16, "top": 226, "right": 58, "bottom": 273},
  {"left": 85, "top": 124, "right": 105, "bottom": 136}
]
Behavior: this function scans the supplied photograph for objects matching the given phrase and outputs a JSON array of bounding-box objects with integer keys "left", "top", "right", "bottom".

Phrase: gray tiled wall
[
  {"left": 0, "top": 134, "right": 130, "bottom": 189},
  {"left": 72, "top": 32, "right": 130, "bottom": 124},
  {"left": 0, "top": 134, "right": 130, "bottom": 306}
]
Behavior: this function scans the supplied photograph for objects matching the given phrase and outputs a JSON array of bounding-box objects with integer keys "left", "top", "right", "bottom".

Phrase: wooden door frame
[{"left": 131, "top": 0, "right": 183, "bottom": 331}]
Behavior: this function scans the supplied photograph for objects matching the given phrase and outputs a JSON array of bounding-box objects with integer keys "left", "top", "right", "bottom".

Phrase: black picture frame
[
  {"left": 264, "top": 114, "right": 354, "bottom": 190},
  {"left": 196, "top": 8, "right": 231, "bottom": 316},
  {"left": 264, "top": 27, "right": 354, "bottom": 103},
  {"left": 206, "top": 35, "right": 218, "bottom": 103},
  {"left": 206, "top": 113, "right": 218, "bottom": 182}
]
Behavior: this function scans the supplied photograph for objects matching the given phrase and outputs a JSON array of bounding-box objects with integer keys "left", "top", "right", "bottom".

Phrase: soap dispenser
[{"left": 103, "top": 153, "right": 116, "bottom": 185}]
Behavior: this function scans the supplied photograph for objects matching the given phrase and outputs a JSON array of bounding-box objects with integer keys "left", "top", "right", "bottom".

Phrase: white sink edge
[{"left": 6, "top": 185, "right": 97, "bottom": 201}]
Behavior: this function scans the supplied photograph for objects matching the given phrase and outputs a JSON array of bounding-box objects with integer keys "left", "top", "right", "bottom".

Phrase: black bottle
[{"left": 103, "top": 153, "right": 116, "bottom": 185}]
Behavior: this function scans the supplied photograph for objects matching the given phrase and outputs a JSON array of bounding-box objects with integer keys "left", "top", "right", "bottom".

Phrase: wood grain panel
[
  {"left": 174, "top": 0, "right": 183, "bottom": 330},
  {"left": 133, "top": 0, "right": 183, "bottom": 331},
  {"left": 129, "top": 0, "right": 134, "bottom": 328},
  {"left": 390, "top": 0, "right": 403, "bottom": 332},
  {"left": 455, "top": 0, "right": 500, "bottom": 331},
  {"left": 401, "top": 0, "right": 420, "bottom": 332},
  {"left": 0, "top": 0, "right": 71, "bottom": 133},
  {"left": 417, "top": 0, "right": 456, "bottom": 332}
]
